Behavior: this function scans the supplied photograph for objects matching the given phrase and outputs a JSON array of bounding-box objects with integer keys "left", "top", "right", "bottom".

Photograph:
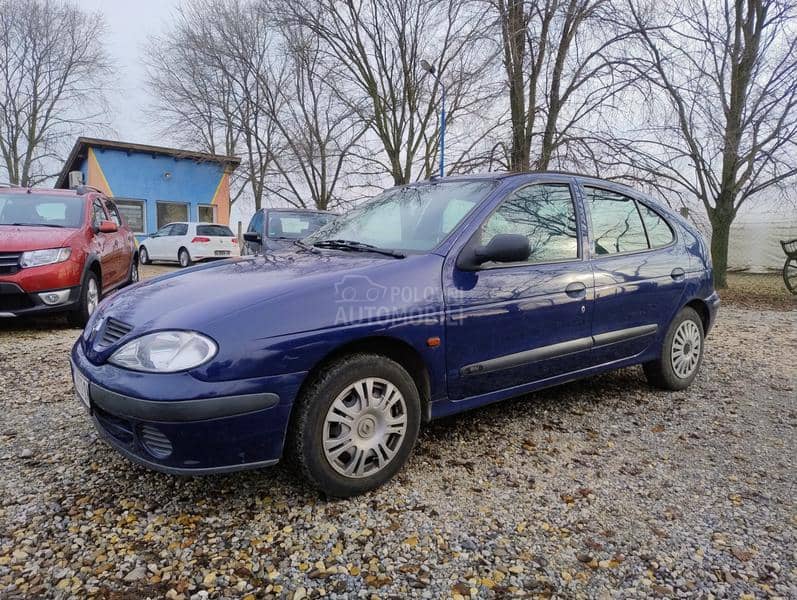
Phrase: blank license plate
[
  {"left": 72, "top": 363, "right": 90, "bottom": 410},
  {"left": 215, "top": 250, "right": 230, "bottom": 256}
]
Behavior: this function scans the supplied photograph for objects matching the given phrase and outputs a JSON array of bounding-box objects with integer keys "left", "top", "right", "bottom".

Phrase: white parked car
[{"left": 138, "top": 222, "right": 239, "bottom": 268}]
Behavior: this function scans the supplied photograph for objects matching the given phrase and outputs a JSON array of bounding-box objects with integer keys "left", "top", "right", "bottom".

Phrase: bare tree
[
  {"left": 279, "top": 0, "right": 500, "bottom": 185},
  {"left": 608, "top": 0, "right": 797, "bottom": 287},
  {"left": 490, "top": 0, "right": 636, "bottom": 172},
  {"left": 0, "top": 0, "right": 110, "bottom": 186},
  {"left": 146, "top": 0, "right": 280, "bottom": 210}
]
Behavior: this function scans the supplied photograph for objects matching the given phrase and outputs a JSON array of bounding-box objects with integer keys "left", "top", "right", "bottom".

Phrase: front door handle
[
  {"left": 565, "top": 281, "right": 587, "bottom": 298},
  {"left": 671, "top": 267, "right": 686, "bottom": 280}
]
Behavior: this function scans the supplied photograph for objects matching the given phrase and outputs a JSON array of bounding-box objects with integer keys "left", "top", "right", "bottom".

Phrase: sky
[{"left": 78, "top": 0, "right": 182, "bottom": 145}]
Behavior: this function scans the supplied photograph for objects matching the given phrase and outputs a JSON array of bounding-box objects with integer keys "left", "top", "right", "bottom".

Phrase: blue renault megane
[{"left": 71, "top": 172, "right": 719, "bottom": 497}]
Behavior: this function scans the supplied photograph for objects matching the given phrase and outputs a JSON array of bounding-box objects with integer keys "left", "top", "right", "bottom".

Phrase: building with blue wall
[{"left": 55, "top": 138, "right": 240, "bottom": 240}]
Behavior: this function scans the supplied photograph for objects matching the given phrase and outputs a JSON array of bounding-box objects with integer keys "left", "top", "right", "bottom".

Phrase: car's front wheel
[
  {"left": 644, "top": 306, "right": 704, "bottom": 390},
  {"left": 67, "top": 271, "right": 100, "bottom": 327},
  {"left": 289, "top": 353, "right": 421, "bottom": 497}
]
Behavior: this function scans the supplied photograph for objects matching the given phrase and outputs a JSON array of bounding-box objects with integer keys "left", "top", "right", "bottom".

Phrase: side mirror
[
  {"left": 98, "top": 220, "right": 118, "bottom": 234},
  {"left": 457, "top": 233, "right": 530, "bottom": 270},
  {"left": 243, "top": 231, "right": 262, "bottom": 244}
]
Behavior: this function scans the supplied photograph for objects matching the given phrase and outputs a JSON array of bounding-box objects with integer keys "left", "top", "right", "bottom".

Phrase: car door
[
  {"left": 104, "top": 200, "right": 128, "bottom": 286},
  {"left": 444, "top": 179, "right": 594, "bottom": 401},
  {"left": 147, "top": 225, "right": 173, "bottom": 259},
  {"left": 581, "top": 184, "right": 687, "bottom": 364},
  {"left": 90, "top": 199, "right": 117, "bottom": 289},
  {"left": 169, "top": 223, "right": 189, "bottom": 260}
]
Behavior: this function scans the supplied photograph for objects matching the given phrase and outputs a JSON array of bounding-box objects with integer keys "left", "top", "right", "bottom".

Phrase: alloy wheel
[
  {"left": 86, "top": 278, "right": 99, "bottom": 316},
  {"left": 322, "top": 377, "right": 408, "bottom": 478}
]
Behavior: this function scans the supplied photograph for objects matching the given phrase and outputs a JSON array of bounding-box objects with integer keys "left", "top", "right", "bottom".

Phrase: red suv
[{"left": 0, "top": 184, "right": 138, "bottom": 325}]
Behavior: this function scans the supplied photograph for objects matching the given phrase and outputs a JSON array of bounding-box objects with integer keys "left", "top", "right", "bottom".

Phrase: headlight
[
  {"left": 20, "top": 247, "right": 72, "bottom": 268},
  {"left": 108, "top": 331, "right": 218, "bottom": 372}
]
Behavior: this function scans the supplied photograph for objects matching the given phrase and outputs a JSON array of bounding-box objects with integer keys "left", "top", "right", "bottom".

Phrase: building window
[
  {"left": 115, "top": 199, "right": 146, "bottom": 233},
  {"left": 157, "top": 201, "right": 188, "bottom": 229},
  {"left": 198, "top": 204, "right": 216, "bottom": 223}
]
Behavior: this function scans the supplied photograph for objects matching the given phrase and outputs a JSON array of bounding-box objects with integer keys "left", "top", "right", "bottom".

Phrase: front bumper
[
  {"left": 71, "top": 340, "right": 304, "bottom": 474},
  {"left": 0, "top": 282, "right": 80, "bottom": 317}
]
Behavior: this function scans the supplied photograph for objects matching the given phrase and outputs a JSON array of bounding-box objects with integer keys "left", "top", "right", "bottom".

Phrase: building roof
[{"left": 55, "top": 137, "right": 241, "bottom": 188}]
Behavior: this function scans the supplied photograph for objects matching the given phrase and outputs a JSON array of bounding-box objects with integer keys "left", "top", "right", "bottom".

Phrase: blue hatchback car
[{"left": 71, "top": 172, "right": 719, "bottom": 496}]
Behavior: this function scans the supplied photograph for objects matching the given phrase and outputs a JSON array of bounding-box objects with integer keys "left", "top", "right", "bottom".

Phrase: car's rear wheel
[
  {"left": 139, "top": 246, "right": 150, "bottom": 265},
  {"left": 67, "top": 271, "right": 100, "bottom": 327},
  {"left": 178, "top": 248, "right": 192, "bottom": 268},
  {"left": 127, "top": 255, "right": 139, "bottom": 285},
  {"left": 288, "top": 353, "right": 421, "bottom": 497},
  {"left": 643, "top": 306, "right": 704, "bottom": 390}
]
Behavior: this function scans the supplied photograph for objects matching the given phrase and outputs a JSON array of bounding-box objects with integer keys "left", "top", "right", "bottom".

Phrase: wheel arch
[
  {"left": 684, "top": 298, "right": 710, "bottom": 333},
  {"left": 295, "top": 335, "right": 433, "bottom": 423}
]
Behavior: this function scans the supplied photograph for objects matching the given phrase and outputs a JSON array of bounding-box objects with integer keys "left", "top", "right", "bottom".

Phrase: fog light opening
[
  {"left": 38, "top": 289, "right": 71, "bottom": 306},
  {"left": 139, "top": 425, "right": 173, "bottom": 459}
]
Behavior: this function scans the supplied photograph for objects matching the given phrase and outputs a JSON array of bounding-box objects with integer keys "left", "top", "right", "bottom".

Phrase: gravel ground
[{"left": 1, "top": 282, "right": 795, "bottom": 598}]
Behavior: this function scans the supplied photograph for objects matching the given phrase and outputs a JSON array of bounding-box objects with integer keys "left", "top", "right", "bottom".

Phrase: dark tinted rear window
[{"left": 197, "top": 225, "right": 234, "bottom": 236}]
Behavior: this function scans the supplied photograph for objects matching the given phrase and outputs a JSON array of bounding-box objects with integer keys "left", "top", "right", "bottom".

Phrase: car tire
[
  {"left": 126, "top": 255, "right": 139, "bottom": 286},
  {"left": 67, "top": 271, "right": 101, "bottom": 328},
  {"left": 288, "top": 353, "right": 421, "bottom": 497},
  {"left": 643, "top": 306, "right": 704, "bottom": 391},
  {"left": 139, "top": 246, "right": 150, "bottom": 265},
  {"left": 178, "top": 248, "right": 192, "bottom": 268}
]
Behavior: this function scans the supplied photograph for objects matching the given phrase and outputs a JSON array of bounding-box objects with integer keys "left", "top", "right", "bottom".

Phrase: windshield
[
  {"left": 305, "top": 180, "right": 495, "bottom": 252},
  {"left": 267, "top": 211, "right": 336, "bottom": 240},
  {"left": 0, "top": 194, "right": 85, "bottom": 228}
]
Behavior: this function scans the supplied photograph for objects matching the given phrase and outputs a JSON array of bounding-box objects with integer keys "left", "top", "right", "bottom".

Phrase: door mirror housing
[
  {"left": 243, "top": 231, "right": 262, "bottom": 245},
  {"left": 98, "top": 220, "right": 118, "bottom": 234},
  {"left": 457, "top": 233, "right": 530, "bottom": 270}
]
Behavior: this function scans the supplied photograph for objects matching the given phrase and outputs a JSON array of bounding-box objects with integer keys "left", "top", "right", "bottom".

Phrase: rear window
[
  {"left": 0, "top": 194, "right": 85, "bottom": 228},
  {"left": 197, "top": 225, "right": 234, "bottom": 237}
]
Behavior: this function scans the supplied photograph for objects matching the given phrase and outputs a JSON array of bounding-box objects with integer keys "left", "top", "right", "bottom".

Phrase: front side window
[
  {"left": 92, "top": 200, "right": 107, "bottom": 229},
  {"left": 586, "top": 187, "right": 648, "bottom": 255},
  {"left": 156, "top": 201, "right": 188, "bottom": 229},
  {"left": 248, "top": 211, "right": 264, "bottom": 233},
  {"left": 306, "top": 181, "right": 495, "bottom": 252},
  {"left": 639, "top": 203, "right": 675, "bottom": 248},
  {"left": 480, "top": 183, "right": 579, "bottom": 264},
  {"left": 0, "top": 194, "right": 86, "bottom": 228}
]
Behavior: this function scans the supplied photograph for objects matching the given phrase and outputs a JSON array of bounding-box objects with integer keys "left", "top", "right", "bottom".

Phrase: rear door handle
[
  {"left": 671, "top": 267, "right": 686, "bottom": 280},
  {"left": 565, "top": 281, "right": 587, "bottom": 298}
]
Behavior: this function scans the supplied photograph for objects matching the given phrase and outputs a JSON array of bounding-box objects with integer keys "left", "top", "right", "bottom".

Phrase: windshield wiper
[
  {"left": 7, "top": 222, "right": 65, "bottom": 228},
  {"left": 292, "top": 239, "right": 320, "bottom": 254},
  {"left": 312, "top": 239, "right": 405, "bottom": 258}
]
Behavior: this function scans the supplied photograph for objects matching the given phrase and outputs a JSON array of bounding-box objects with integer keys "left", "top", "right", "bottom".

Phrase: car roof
[{"left": 0, "top": 185, "right": 83, "bottom": 197}]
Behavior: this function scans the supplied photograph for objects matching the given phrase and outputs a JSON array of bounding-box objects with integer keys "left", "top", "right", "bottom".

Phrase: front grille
[
  {"left": 100, "top": 317, "right": 132, "bottom": 345},
  {"left": 0, "top": 252, "right": 21, "bottom": 275},
  {"left": 139, "top": 425, "right": 173, "bottom": 459}
]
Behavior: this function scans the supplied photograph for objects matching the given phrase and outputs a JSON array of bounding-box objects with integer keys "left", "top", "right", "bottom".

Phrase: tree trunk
[{"left": 709, "top": 213, "right": 732, "bottom": 289}]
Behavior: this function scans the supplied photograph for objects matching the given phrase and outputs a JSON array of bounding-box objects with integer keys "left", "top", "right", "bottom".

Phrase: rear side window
[
  {"left": 480, "top": 183, "right": 579, "bottom": 264},
  {"left": 105, "top": 202, "right": 123, "bottom": 227},
  {"left": 585, "top": 187, "right": 648, "bottom": 255},
  {"left": 171, "top": 223, "right": 188, "bottom": 236},
  {"left": 638, "top": 203, "right": 674, "bottom": 248},
  {"left": 197, "top": 225, "right": 234, "bottom": 237}
]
